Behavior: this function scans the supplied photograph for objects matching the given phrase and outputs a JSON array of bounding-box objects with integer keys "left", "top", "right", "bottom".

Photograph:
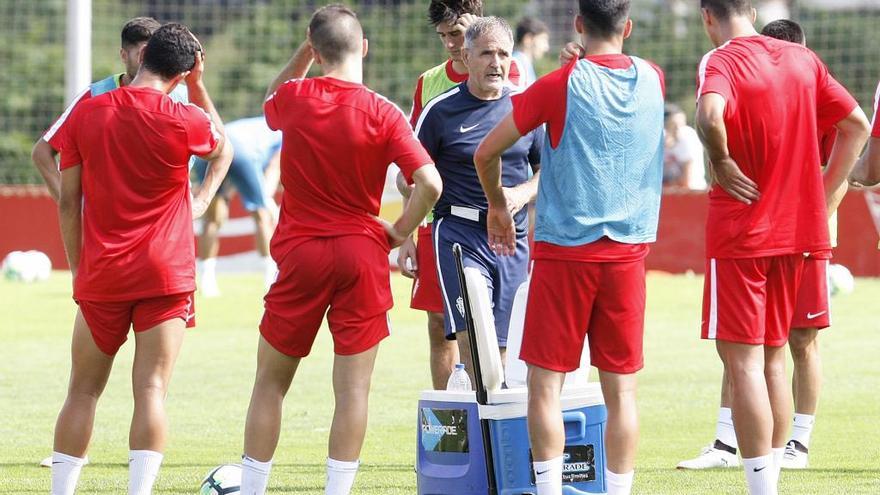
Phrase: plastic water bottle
[{"left": 446, "top": 363, "right": 472, "bottom": 391}]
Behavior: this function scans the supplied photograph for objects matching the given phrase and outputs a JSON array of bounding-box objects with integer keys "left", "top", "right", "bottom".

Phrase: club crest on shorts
[{"left": 456, "top": 296, "right": 465, "bottom": 317}]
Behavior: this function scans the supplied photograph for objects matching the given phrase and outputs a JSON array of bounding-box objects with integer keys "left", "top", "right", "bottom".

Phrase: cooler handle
[{"left": 563, "top": 411, "right": 586, "bottom": 441}]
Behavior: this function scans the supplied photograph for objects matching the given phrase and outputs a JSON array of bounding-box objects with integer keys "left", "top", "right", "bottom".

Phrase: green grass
[{"left": 1, "top": 272, "right": 879, "bottom": 494}]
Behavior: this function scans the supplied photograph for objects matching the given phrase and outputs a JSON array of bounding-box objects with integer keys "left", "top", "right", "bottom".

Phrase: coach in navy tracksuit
[{"left": 413, "top": 16, "right": 543, "bottom": 382}]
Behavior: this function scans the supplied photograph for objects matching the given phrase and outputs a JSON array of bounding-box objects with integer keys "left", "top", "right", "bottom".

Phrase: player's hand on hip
[
  {"left": 375, "top": 216, "right": 408, "bottom": 249},
  {"left": 396, "top": 236, "right": 418, "bottom": 279},
  {"left": 559, "top": 42, "right": 585, "bottom": 66},
  {"left": 713, "top": 156, "right": 759, "bottom": 205},
  {"left": 487, "top": 204, "right": 516, "bottom": 257}
]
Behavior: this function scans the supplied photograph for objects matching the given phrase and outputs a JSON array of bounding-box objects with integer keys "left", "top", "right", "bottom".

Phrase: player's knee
[
  {"left": 252, "top": 208, "right": 271, "bottom": 223},
  {"left": 67, "top": 383, "right": 104, "bottom": 403},
  {"left": 426, "top": 312, "right": 445, "bottom": 333},
  {"left": 788, "top": 331, "right": 818, "bottom": 361},
  {"left": 333, "top": 384, "right": 371, "bottom": 409},
  {"left": 789, "top": 341, "right": 816, "bottom": 363},
  {"left": 133, "top": 380, "right": 169, "bottom": 401}
]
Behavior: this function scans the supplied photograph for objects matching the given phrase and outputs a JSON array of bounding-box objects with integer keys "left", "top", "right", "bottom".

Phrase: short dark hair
[
  {"left": 515, "top": 16, "right": 549, "bottom": 45},
  {"left": 141, "top": 23, "right": 200, "bottom": 80},
  {"left": 761, "top": 19, "right": 805, "bottom": 45},
  {"left": 309, "top": 4, "right": 363, "bottom": 65},
  {"left": 578, "top": 0, "right": 631, "bottom": 39},
  {"left": 700, "top": 0, "right": 753, "bottom": 21},
  {"left": 120, "top": 17, "right": 161, "bottom": 48},
  {"left": 428, "top": 0, "right": 483, "bottom": 27}
]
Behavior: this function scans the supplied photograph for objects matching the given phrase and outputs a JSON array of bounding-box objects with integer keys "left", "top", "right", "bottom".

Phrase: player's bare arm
[
  {"left": 384, "top": 165, "right": 442, "bottom": 249},
  {"left": 394, "top": 171, "right": 419, "bottom": 278},
  {"left": 474, "top": 113, "right": 522, "bottom": 256},
  {"left": 696, "top": 92, "right": 759, "bottom": 205},
  {"left": 852, "top": 136, "right": 880, "bottom": 187},
  {"left": 58, "top": 166, "right": 83, "bottom": 278},
  {"left": 186, "top": 47, "right": 233, "bottom": 218},
  {"left": 31, "top": 138, "right": 61, "bottom": 202},
  {"left": 823, "top": 106, "right": 869, "bottom": 213},
  {"left": 265, "top": 40, "right": 314, "bottom": 101}
]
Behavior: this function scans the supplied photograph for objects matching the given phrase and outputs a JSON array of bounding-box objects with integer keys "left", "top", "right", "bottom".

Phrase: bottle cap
[{"left": 455, "top": 363, "right": 465, "bottom": 370}]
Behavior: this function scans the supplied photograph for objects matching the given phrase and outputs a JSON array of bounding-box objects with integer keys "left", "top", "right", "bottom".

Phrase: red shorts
[
  {"left": 260, "top": 235, "right": 392, "bottom": 357},
  {"left": 520, "top": 258, "right": 646, "bottom": 374},
  {"left": 77, "top": 292, "right": 195, "bottom": 355},
  {"left": 701, "top": 255, "right": 805, "bottom": 347},
  {"left": 790, "top": 257, "right": 831, "bottom": 329},
  {"left": 410, "top": 225, "right": 444, "bottom": 313}
]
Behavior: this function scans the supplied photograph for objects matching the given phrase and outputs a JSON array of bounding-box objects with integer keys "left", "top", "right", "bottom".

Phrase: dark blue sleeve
[
  {"left": 527, "top": 124, "right": 545, "bottom": 169},
  {"left": 416, "top": 106, "right": 441, "bottom": 161}
]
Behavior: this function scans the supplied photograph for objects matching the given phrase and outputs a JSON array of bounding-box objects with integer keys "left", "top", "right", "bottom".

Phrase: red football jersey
[
  {"left": 264, "top": 77, "right": 432, "bottom": 258},
  {"left": 510, "top": 54, "right": 665, "bottom": 262},
  {"left": 44, "top": 88, "right": 93, "bottom": 153},
  {"left": 697, "top": 36, "right": 857, "bottom": 258},
  {"left": 59, "top": 86, "right": 218, "bottom": 301}
]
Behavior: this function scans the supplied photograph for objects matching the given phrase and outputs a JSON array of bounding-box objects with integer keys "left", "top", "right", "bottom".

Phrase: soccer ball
[
  {"left": 2, "top": 250, "right": 51, "bottom": 282},
  {"left": 200, "top": 464, "right": 242, "bottom": 495},
  {"left": 828, "top": 263, "right": 855, "bottom": 296},
  {"left": 2, "top": 251, "right": 28, "bottom": 281}
]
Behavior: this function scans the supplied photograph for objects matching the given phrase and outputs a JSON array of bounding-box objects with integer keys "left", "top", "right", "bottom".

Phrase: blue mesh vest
[{"left": 534, "top": 56, "right": 664, "bottom": 246}]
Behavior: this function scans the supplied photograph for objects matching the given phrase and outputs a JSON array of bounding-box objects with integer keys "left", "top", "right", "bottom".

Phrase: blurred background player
[
  {"left": 239, "top": 6, "right": 441, "bottom": 495},
  {"left": 416, "top": 16, "right": 543, "bottom": 384},
  {"left": 32, "top": 17, "right": 189, "bottom": 202},
  {"left": 512, "top": 16, "right": 550, "bottom": 88},
  {"left": 663, "top": 103, "right": 707, "bottom": 190},
  {"left": 678, "top": 18, "right": 843, "bottom": 471},
  {"left": 475, "top": 1, "right": 665, "bottom": 493},
  {"left": 695, "top": 1, "right": 868, "bottom": 492},
  {"left": 193, "top": 115, "right": 282, "bottom": 296},
  {"left": 50, "top": 23, "right": 231, "bottom": 495}
]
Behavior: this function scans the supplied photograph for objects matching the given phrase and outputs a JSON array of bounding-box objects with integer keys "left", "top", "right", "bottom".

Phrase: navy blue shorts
[
  {"left": 433, "top": 215, "right": 529, "bottom": 347},
  {"left": 192, "top": 154, "right": 268, "bottom": 212}
]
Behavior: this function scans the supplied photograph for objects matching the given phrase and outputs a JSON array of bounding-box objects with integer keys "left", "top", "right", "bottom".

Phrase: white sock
[
  {"left": 790, "top": 413, "right": 815, "bottom": 448},
  {"left": 262, "top": 256, "right": 277, "bottom": 289},
  {"left": 742, "top": 455, "right": 777, "bottom": 495},
  {"left": 128, "top": 450, "right": 163, "bottom": 495},
  {"left": 532, "top": 457, "right": 562, "bottom": 495},
  {"left": 716, "top": 407, "right": 738, "bottom": 450},
  {"left": 606, "top": 469, "right": 635, "bottom": 495},
  {"left": 51, "top": 451, "right": 86, "bottom": 495},
  {"left": 240, "top": 455, "right": 273, "bottom": 495},
  {"left": 771, "top": 447, "right": 785, "bottom": 486},
  {"left": 325, "top": 457, "right": 360, "bottom": 495},
  {"left": 200, "top": 258, "right": 217, "bottom": 280}
]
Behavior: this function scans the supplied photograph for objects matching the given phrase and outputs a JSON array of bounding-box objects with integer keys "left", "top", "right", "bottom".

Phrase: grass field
[{"left": 2, "top": 271, "right": 879, "bottom": 494}]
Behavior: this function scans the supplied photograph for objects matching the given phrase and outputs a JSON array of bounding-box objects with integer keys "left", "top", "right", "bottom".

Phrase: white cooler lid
[{"left": 419, "top": 383, "right": 604, "bottom": 421}]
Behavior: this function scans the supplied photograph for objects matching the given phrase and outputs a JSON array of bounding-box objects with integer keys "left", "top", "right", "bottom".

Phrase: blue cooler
[{"left": 417, "top": 384, "right": 607, "bottom": 494}]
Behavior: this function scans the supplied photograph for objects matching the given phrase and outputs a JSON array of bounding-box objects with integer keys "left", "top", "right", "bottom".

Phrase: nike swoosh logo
[
  {"left": 536, "top": 469, "right": 550, "bottom": 475},
  {"left": 459, "top": 124, "right": 479, "bottom": 133},
  {"left": 807, "top": 311, "right": 827, "bottom": 319},
  {"left": 753, "top": 466, "right": 767, "bottom": 472}
]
